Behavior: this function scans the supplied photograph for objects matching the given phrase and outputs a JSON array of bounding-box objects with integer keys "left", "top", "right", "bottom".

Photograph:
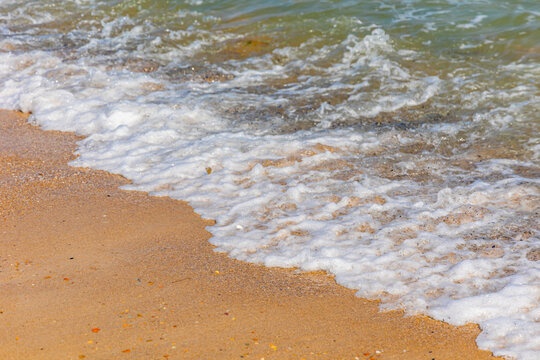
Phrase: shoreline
[{"left": 0, "top": 109, "right": 500, "bottom": 359}]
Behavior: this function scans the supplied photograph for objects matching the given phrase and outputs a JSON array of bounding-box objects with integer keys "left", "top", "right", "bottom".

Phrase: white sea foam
[{"left": 457, "top": 15, "right": 488, "bottom": 29}]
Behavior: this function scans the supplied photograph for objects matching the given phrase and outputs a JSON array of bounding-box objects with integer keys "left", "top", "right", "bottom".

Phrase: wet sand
[{"left": 0, "top": 109, "right": 499, "bottom": 359}]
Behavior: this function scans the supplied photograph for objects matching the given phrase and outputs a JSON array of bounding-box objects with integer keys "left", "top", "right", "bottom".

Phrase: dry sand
[{"left": 0, "top": 109, "right": 500, "bottom": 360}]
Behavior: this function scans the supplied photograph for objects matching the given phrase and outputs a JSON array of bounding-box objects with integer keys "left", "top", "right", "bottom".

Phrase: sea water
[{"left": 0, "top": 0, "right": 538, "bottom": 358}]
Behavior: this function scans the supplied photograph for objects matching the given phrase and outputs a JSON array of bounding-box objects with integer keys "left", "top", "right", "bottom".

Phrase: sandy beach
[{"left": 0, "top": 108, "right": 500, "bottom": 359}]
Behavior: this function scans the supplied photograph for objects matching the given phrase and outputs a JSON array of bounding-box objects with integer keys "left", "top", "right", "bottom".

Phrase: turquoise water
[{"left": 1, "top": 1, "right": 539, "bottom": 359}]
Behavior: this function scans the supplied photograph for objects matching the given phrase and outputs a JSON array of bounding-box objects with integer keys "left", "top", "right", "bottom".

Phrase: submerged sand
[{"left": 0, "top": 109, "right": 499, "bottom": 359}]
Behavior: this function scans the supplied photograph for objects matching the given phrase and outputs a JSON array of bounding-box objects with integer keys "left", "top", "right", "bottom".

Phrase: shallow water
[{"left": 1, "top": 1, "right": 539, "bottom": 358}]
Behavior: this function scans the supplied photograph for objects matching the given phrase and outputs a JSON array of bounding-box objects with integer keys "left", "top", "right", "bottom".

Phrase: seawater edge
[{"left": 0, "top": 108, "right": 500, "bottom": 359}]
